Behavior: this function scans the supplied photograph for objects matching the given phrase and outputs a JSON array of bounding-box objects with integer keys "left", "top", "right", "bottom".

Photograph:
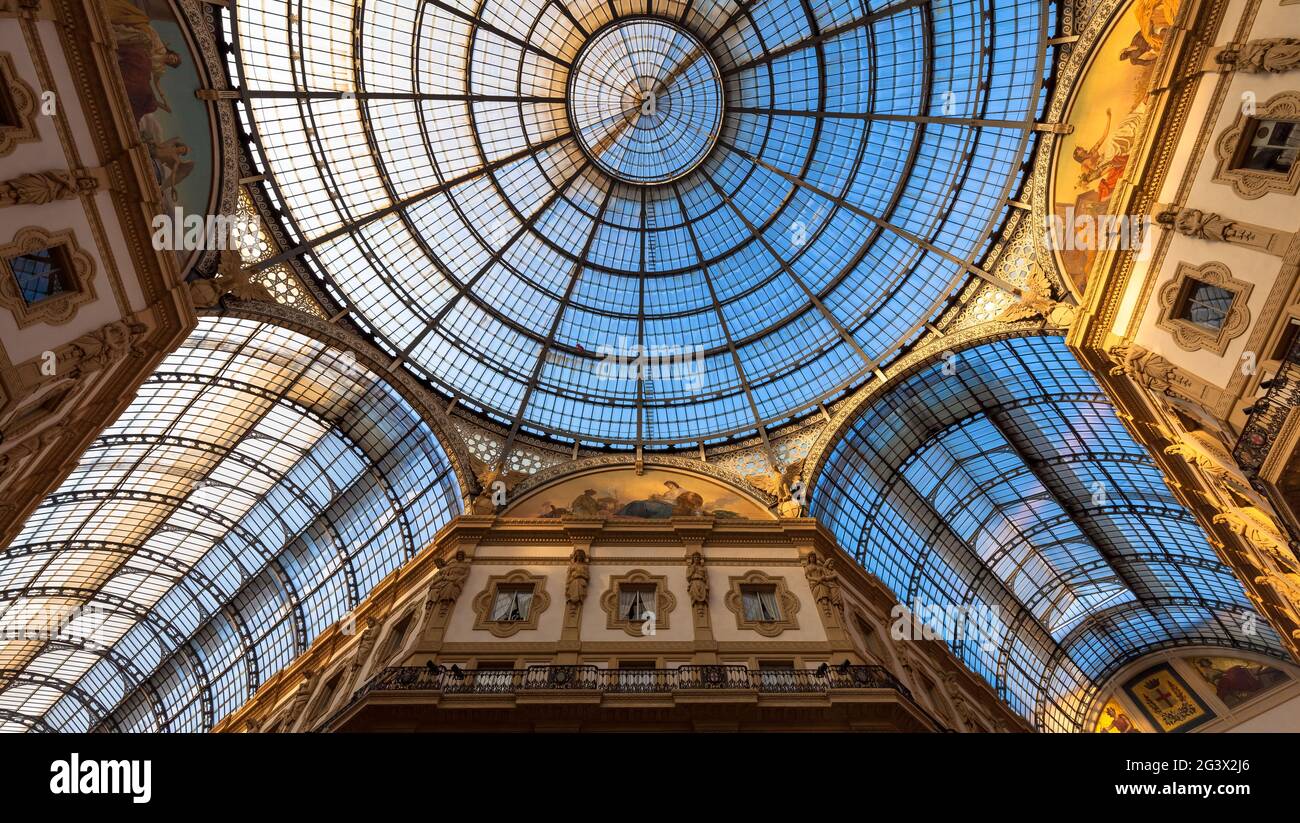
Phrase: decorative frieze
[
  {"left": 1156, "top": 206, "right": 1296, "bottom": 256},
  {"left": 1210, "top": 38, "right": 1300, "bottom": 73},
  {"left": 0, "top": 168, "right": 102, "bottom": 207}
]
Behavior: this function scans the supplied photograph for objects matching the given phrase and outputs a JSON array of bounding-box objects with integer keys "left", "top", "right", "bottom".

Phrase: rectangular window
[
  {"left": 376, "top": 612, "right": 414, "bottom": 666},
  {"left": 1237, "top": 119, "right": 1300, "bottom": 174},
  {"left": 490, "top": 585, "right": 534, "bottom": 622},
  {"left": 1179, "top": 280, "right": 1234, "bottom": 331},
  {"left": 741, "top": 585, "right": 781, "bottom": 622},
  {"left": 8, "top": 246, "right": 73, "bottom": 305},
  {"left": 618, "top": 584, "right": 655, "bottom": 622},
  {"left": 0, "top": 81, "right": 18, "bottom": 129}
]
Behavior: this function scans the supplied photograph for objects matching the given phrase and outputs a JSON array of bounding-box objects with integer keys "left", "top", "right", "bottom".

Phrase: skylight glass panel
[
  {"left": 811, "top": 334, "right": 1287, "bottom": 731},
  {"left": 225, "top": 0, "right": 1048, "bottom": 443}
]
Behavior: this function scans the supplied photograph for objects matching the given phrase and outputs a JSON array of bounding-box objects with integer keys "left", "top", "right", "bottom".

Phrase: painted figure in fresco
[
  {"left": 537, "top": 501, "right": 568, "bottom": 518},
  {"left": 1072, "top": 104, "right": 1148, "bottom": 202},
  {"left": 617, "top": 480, "right": 690, "bottom": 517},
  {"left": 1135, "top": 0, "right": 1181, "bottom": 53},
  {"left": 106, "top": 0, "right": 182, "bottom": 122},
  {"left": 1192, "top": 657, "right": 1287, "bottom": 707},
  {"left": 1119, "top": 30, "right": 1159, "bottom": 66},
  {"left": 612, "top": 480, "right": 740, "bottom": 518},
  {"left": 568, "top": 489, "right": 602, "bottom": 517},
  {"left": 1096, "top": 705, "right": 1139, "bottom": 733}
]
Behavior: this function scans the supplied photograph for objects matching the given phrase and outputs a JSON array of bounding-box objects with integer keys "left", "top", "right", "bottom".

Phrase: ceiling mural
[
  {"left": 1049, "top": 0, "right": 1181, "bottom": 295},
  {"left": 106, "top": 0, "right": 216, "bottom": 273},
  {"left": 504, "top": 467, "right": 772, "bottom": 520}
]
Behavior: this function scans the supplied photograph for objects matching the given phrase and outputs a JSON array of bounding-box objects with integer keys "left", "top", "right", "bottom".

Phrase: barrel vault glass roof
[
  {"left": 223, "top": 0, "right": 1051, "bottom": 446},
  {"left": 811, "top": 335, "right": 1289, "bottom": 732},
  {"left": 0, "top": 318, "right": 462, "bottom": 733}
]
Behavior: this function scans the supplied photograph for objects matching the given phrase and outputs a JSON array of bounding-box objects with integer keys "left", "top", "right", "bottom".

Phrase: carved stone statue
[
  {"left": 803, "top": 553, "right": 843, "bottom": 616},
  {"left": 0, "top": 169, "right": 99, "bottom": 207},
  {"left": 1216, "top": 38, "right": 1300, "bottom": 73},
  {"left": 282, "top": 669, "right": 318, "bottom": 729},
  {"left": 1107, "top": 343, "right": 1186, "bottom": 396},
  {"left": 424, "top": 551, "right": 470, "bottom": 613},
  {"left": 467, "top": 455, "right": 526, "bottom": 515},
  {"left": 1216, "top": 508, "right": 1300, "bottom": 640},
  {"left": 189, "top": 251, "right": 273, "bottom": 308},
  {"left": 349, "top": 617, "right": 379, "bottom": 672},
  {"left": 66, "top": 320, "right": 147, "bottom": 379},
  {"left": 823, "top": 559, "right": 845, "bottom": 617},
  {"left": 686, "top": 551, "right": 709, "bottom": 608},
  {"left": 744, "top": 458, "right": 806, "bottom": 517},
  {"left": 1163, "top": 430, "right": 1256, "bottom": 500},
  {"left": 942, "top": 671, "right": 978, "bottom": 732},
  {"left": 997, "top": 265, "right": 1075, "bottom": 327},
  {"left": 565, "top": 548, "right": 589, "bottom": 609},
  {"left": 1159, "top": 207, "right": 1269, "bottom": 249}
]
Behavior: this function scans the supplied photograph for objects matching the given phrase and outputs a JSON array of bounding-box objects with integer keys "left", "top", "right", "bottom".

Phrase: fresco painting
[
  {"left": 505, "top": 468, "right": 772, "bottom": 520},
  {"left": 1190, "top": 656, "right": 1290, "bottom": 709},
  {"left": 107, "top": 0, "right": 213, "bottom": 268},
  {"left": 1051, "top": 0, "right": 1181, "bottom": 295},
  {"left": 1093, "top": 698, "right": 1143, "bottom": 732}
]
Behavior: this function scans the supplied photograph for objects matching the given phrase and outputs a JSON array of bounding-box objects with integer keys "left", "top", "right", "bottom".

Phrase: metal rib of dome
[
  {"left": 226, "top": 0, "right": 1049, "bottom": 445},
  {"left": 0, "top": 318, "right": 462, "bottom": 733},
  {"left": 810, "top": 335, "right": 1289, "bottom": 732}
]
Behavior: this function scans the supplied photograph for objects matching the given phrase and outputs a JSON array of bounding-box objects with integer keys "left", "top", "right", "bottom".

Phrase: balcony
[
  {"left": 317, "top": 663, "right": 938, "bottom": 732},
  {"left": 1235, "top": 330, "right": 1300, "bottom": 542}
]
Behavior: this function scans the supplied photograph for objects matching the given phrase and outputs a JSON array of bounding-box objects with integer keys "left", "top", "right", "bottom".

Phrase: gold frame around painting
[{"left": 1122, "top": 662, "right": 1216, "bottom": 732}]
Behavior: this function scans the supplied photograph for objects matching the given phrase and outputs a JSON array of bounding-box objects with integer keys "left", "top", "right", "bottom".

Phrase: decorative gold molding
[
  {"left": 1213, "top": 91, "right": 1300, "bottom": 199},
  {"left": 0, "top": 52, "right": 39, "bottom": 156},
  {"left": 470, "top": 569, "right": 551, "bottom": 637},
  {"left": 598, "top": 569, "right": 677, "bottom": 636},
  {"left": 1156, "top": 261, "right": 1253, "bottom": 354},
  {"left": 0, "top": 227, "right": 96, "bottom": 327},
  {"left": 723, "top": 570, "right": 801, "bottom": 637}
]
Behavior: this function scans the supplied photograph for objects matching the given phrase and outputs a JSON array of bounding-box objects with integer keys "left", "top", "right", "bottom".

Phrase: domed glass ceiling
[
  {"left": 0, "top": 318, "right": 462, "bottom": 733},
  {"left": 227, "top": 0, "right": 1049, "bottom": 445},
  {"left": 812, "top": 335, "right": 1288, "bottom": 732}
]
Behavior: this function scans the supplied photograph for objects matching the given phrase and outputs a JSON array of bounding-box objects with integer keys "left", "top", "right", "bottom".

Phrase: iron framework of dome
[
  {"left": 0, "top": 319, "right": 463, "bottom": 733},
  {"left": 223, "top": 0, "right": 1051, "bottom": 447},
  {"left": 810, "top": 335, "right": 1289, "bottom": 732}
]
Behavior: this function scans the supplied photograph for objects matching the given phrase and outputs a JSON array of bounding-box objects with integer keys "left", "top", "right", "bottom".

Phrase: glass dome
[{"left": 228, "top": 0, "right": 1049, "bottom": 445}]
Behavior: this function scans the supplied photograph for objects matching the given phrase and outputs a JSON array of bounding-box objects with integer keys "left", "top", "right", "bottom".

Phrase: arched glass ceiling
[
  {"left": 810, "top": 334, "right": 1288, "bottom": 732},
  {"left": 0, "top": 318, "right": 463, "bottom": 733},
  {"left": 225, "top": 0, "right": 1050, "bottom": 445}
]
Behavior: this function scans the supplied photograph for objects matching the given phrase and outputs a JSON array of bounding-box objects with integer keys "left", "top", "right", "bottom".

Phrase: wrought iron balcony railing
[
  {"left": 1235, "top": 331, "right": 1300, "bottom": 480},
  {"left": 319, "top": 663, "right": 916, "bottom": 729}
]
